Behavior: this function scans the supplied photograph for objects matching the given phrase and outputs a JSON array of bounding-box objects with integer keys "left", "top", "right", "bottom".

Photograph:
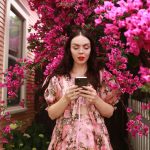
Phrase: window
[
  {"left": 3, "top": 0, "right": 29, "bottom": 113},
  {"left": 7, "top": 9, "right": 23, "bottom": 107}
]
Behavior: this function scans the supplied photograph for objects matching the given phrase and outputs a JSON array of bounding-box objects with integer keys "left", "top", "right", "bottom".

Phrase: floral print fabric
[{"left": 44, "top": 76, "right": 112, "bottom": 150}]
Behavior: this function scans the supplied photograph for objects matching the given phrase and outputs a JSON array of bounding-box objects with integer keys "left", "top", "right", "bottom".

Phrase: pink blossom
[
  {"left": 0, "top": 100, "right": 5, "bottom": 104},
  {"left": 141, "top": 103, "right": 150, "bottom": 110},
  {"left": 1, "top": 138, "right": 8, "bottom": 144},
  {"left": 94, "top": 6, "right": 105, "bottom": 14},
  {"left": 135, "top": 114, "right": 142, "bottom": 121},
  {"left": 126, "top": 107, "right": 132, "bottom": 113},
  {"left": 104, "top": 1, "right": 114, "bottom": 10},
  {"left": 3, "top": 125, "right": 11, "bottom": 134},
  {"left": 104, "top": 24, "right": 120, "bottom": 39},
  {"left": 143, "top": 125, "right": 149, "bottom": 135},
  {"left": 139, "top": 67, "right": 150, "bottom": 83},
  {"left": 19, "top": 99, "right": 25, "bottom": 108},
  {"left": 127, "top": 118, "right": 149, "bottom": 137},
  {"left": 95, "top": 18, "right": 102, "bottom": 25}
]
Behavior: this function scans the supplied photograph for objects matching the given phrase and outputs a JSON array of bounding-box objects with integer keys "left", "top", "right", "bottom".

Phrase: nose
[{"left": 79, "top": 47, "right": 83, "bottom": 53}]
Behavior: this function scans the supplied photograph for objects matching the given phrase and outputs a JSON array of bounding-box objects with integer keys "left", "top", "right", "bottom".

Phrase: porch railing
[{"left": 128, "top": 98, "right": 150, "bottom": 150}]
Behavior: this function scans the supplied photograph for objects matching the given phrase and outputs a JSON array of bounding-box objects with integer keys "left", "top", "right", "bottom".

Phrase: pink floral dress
[{"left": 44, "top": 75, "right": 112, "bottom": 150}]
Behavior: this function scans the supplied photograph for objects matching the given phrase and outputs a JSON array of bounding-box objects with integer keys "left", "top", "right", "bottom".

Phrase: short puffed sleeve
[
  {"left": 44, "top": 76, "right": 62, "bottom": 106},
  {"left": 99, "top": 70, "right": 120, "bottom": 106}
]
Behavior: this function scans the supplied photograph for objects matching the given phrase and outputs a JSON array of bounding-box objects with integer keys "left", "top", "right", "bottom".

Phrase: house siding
[
  {"left": 0, "top": 0, "right": 5, "bottom": 100},
  {"left": 0, "top": 0, "right": 39, "bottom": 147},
  {"left": 0, "top": 1, "right": 6, "bottom": 148}
]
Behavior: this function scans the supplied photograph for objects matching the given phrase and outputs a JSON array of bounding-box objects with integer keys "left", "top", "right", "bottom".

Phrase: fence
[{"left": 128, "top": 98, "right": 150, "bottom": 150}]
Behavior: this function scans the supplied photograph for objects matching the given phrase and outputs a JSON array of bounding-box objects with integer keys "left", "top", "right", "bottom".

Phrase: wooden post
[
  {"left": 0, "top": 144, "right": 3, "bottom": 150},
  {"left": 0, "top": 122, "right": 4, "bottom": 149},
  {"left": 0, "top": 133, "right": 4, "bottom": 149}
]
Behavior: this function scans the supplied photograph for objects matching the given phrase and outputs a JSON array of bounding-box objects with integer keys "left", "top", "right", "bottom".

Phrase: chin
[{"left": 77, "top": 61, "right": 87, "bottom": 65}]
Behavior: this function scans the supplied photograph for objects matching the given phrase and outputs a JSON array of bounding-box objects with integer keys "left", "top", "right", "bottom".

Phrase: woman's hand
[
  {"left": 79, "top": 85, "right": 115, "bottom": 117},
  {"left": 64, "top": 85, "right": 82, "bottom": 102},
  {"left": 79, "top": 86, "right": 99, "bottom": 104}
]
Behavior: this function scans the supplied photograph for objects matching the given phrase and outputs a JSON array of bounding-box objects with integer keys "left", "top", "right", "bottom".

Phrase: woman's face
[{"left": 70, "top": 35, "right": 91, "bottom": 65}]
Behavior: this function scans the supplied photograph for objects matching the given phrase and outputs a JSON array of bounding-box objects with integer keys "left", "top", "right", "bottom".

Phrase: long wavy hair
[{"left": 43, "top": 27, "right": 100, "bottom": 90}]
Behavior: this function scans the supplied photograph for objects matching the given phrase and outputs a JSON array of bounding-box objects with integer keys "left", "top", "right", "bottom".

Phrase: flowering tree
[
  {"left": 94, "top": 0, "right": 150, "bottom": 136},
  {"left": 0, "top": 0, "right": 150, "bottom": 143}
]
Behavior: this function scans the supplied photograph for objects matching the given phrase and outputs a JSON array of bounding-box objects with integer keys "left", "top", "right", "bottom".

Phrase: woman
[{"left": 44, "top": 27, "right": 116, "bottom": 150}]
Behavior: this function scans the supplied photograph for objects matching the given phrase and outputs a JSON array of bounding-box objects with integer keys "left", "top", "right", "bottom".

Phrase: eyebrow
[{"left": 71, "top": 43, "right": 90, "bottom": 46}]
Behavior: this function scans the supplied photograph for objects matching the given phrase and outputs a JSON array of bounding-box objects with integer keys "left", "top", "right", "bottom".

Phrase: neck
[{"left": 71, "top": 63, "right": 87, "bottom": 77}]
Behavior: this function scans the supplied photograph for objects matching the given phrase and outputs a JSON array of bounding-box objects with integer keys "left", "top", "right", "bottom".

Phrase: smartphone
[{"left": 75, "top": 77, "right": 88, "bottom": 87}]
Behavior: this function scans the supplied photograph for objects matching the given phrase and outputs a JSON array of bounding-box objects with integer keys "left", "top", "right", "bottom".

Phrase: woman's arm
[
  {"left": 47, "top": 95, "right": 70, "bottom": 120},
  {"left": 47, "top": 85, "right": 81, "bottom": 120},
  {"left": 80, "top": 86, "right": 114, "bottom": 118},
  {"left": 94, "top": 97, "right": 114, "bottom": 118}
]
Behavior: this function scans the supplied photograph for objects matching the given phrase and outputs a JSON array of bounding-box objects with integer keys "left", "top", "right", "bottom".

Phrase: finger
[
  {"left": 70, "top": 87, "right": 82, "bottom": 94},
  {"left": 69, "top": 85, "right": 79, "bottom": 90},
  {"left": 74, "top": 91, "right": 80, "bottom": 96},
  {"left": 69, "top": 89, "right": 81, "bottom": 98},
  {"left": 79, "top": 89, "right": 91, "bottom": 95},
  {"left": 82, "top": 86, "right": 94, "bottom": 92},
  {"left": 69, "top": 92, "right": 80, "bottom": 98},
  {"left": 68, "top": 85, "right": 81, "bottom": 92},
  {"left": 75, "top": 87, "right": 83, "bottom": 92},
  {"left": 79, "top": 93, "right": 93, "bottom": 99},
  {"left": 70, "top": 95, "right": 79, "bottom": 100}
]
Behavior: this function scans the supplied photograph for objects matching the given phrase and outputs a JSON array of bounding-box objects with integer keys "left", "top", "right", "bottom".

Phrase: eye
[
  {"left": 73, "top": 46, "right": 79, "bottom": 50},
  {"left": 84, "top": 46, "right": 90, "bottom": 50}
]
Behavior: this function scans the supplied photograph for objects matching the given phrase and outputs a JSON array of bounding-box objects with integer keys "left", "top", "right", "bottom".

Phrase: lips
[{"left": 78, "top": 56, "right": 85, "bottom": 61}]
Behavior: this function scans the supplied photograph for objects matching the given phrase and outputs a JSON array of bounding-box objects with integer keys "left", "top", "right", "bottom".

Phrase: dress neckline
[{"left": 70, "top": 73, "right": 86, "bottom": 79}]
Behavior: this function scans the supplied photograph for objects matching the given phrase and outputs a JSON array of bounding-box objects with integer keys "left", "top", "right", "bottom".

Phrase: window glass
[{"left": 7, "top": 9, "right": 23, "bottom": 107}]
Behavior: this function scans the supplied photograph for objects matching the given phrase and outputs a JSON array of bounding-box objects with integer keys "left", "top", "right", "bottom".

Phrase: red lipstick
[{"left": 78, "top": 56, "right": 85, "bottom": 61}]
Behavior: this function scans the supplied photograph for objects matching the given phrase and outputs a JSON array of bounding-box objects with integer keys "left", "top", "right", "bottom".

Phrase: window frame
[{"left": 2, "top": 0, "right": 29, "bottom": 114}]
